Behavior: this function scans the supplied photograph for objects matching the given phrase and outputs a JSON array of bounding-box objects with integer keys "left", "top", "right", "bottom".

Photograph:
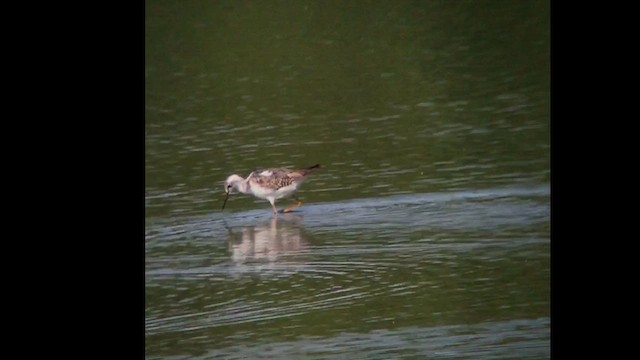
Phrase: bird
[{"left": 222, "top": 164, "right": 320, "bottom": 214}]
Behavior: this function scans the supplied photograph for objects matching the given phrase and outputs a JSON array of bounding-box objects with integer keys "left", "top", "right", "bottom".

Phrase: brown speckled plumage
[{"left": 247, "top": 164, "right": 320, "bottom": 191}]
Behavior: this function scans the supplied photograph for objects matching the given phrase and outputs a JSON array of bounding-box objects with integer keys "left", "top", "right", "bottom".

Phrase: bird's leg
[
  {"left": 283, "top": 195, "right": 303, "bottom": 213},
  {"left": 269, "top": 198, "right": 279, "bottom": 216}
]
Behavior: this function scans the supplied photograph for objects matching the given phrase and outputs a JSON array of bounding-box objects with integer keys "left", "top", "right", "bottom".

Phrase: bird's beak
[{"left": 222, "top": 191, "right": 230, "bottom": 211}]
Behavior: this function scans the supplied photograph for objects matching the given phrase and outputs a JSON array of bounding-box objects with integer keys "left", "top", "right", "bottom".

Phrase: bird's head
[
  {"left": 221, "top": 174, "right": 244, "bottom": 211},
  {"left": 223, "top": 174, "right": 244, "bottom": 194}
]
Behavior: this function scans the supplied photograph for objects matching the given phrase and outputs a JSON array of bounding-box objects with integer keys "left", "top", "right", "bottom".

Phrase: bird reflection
[{"left": 226, "top": 214, "right": 309, "bottom": 263}]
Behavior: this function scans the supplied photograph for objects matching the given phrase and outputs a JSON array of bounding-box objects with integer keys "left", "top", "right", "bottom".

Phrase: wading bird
[{"left": 222, "top": 164, "right": 320, "bottom": 214}]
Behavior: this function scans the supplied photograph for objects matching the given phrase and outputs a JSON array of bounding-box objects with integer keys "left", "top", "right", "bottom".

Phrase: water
[{"left": 146, "top": 1, "right": 549, "bottom": 358}]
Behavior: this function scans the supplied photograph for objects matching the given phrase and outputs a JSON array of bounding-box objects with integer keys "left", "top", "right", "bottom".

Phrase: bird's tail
[{"left": 299, "top": 164, "right": 321, "bottom": 175}]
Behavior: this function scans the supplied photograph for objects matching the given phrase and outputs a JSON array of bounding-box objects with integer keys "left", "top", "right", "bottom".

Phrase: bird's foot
[{"left": 282, "top": 201, "right": 303, "bottom": 213}]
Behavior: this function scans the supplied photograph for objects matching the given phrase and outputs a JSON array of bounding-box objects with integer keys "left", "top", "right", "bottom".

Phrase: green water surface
[{"left": 145, "top": 1, "right": 549, "bottom": 358}]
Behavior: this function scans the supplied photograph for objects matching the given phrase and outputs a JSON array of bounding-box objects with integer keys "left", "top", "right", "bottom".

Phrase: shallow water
[
  {"left": 145, "top": 186, "right": 549, "bottom": 358},
  {"left": 146, "top": 0, "right": 549, "bottom": 358}
]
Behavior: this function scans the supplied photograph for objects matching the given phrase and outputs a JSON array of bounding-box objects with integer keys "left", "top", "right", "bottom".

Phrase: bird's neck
[{"left": 234, "top": 178, "right": 251, "bottom": 194}]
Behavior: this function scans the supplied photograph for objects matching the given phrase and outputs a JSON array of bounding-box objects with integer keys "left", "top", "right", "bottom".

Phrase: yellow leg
[{"left": 282, "top": 201, "right": 303, "bottom": 213}]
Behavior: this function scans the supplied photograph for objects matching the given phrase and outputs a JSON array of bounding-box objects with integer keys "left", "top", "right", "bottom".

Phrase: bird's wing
[{"left": 250, "top": 168, "right": 298, "bottom": 190}]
